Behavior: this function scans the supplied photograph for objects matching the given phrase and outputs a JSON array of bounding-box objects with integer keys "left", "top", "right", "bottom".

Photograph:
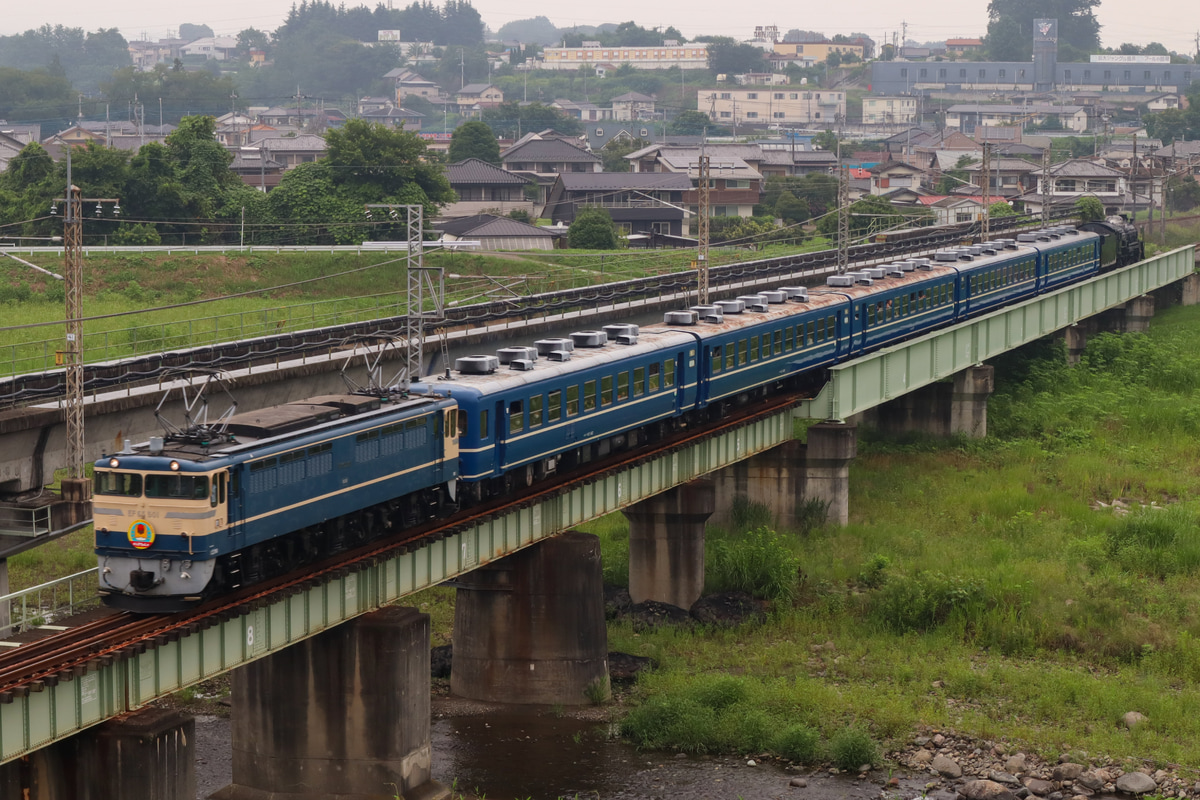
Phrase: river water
[{"left": 196, "top": 707, "right": 930, "bottom": 800}]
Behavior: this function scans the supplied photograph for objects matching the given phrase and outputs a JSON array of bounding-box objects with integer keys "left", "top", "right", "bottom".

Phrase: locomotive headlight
[
  {"left": 169, "top": 460, "right": 181, "bottom": 471},
  {"left": 109, "top": 458, "right": 120, "bottom": 468}
]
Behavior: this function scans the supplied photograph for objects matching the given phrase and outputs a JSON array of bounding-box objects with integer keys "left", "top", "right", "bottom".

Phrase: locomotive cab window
[
  {"left": 145, "top": 473, "right": 209, "bottom": 500},
  {"left": 95, "top": 471, "right": 142, "bottom": 497}
]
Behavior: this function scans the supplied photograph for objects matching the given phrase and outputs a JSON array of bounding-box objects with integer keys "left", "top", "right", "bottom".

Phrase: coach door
[{"left": 443, "top": 408, "right": 460, "bottom": 462}]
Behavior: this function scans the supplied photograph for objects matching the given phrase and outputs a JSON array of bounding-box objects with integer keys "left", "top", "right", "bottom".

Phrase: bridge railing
[{"left": 0, "top": 568, "right": 100, "bottom": 639}]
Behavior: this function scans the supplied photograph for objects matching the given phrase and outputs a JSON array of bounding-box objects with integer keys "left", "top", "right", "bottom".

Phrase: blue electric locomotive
[{"left": 94, "top": 393, "right": 459, "bottom": 610}]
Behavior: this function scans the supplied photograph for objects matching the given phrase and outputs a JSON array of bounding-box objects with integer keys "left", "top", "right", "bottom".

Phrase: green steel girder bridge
[{"left": 0, "top": 244, "right": 1194, "bottom": 764}]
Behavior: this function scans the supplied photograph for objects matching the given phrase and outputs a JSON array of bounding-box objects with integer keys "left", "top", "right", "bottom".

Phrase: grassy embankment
[{"left": 0, "top": 241, "right": 828, "bottom": 375}]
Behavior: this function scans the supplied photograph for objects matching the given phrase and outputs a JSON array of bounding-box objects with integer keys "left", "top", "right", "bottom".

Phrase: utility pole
[
  {"left": 837, "top": 140, "right": 849, "bottom": 273},
  {"left": 364, "top": 205, "right": 442, "bottom": 389},
  {"left": 981, "top": 142, "right": 991, "bottom": 240},
  {"left": 52, "top": 147, "right": 120, "bottom": 481},
  {"left": 1041, "top": 146, "right": 1051, "bottom": 225},
  {"left": 696, "top": 154, "right": 711, "bottom": 304}
]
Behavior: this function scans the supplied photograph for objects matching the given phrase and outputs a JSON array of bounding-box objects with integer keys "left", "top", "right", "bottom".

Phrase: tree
[
  {"left": 568, "top": 207, "right": 619, "bottom": 249},
  {"left": 1168, "top": 175, "right": 1200, "bottom": 212},
  {"left": 495, "top": 16, "right": 561, "bottom": 45},
  {"left": 985, "top": 0, "right": 1101, "bottom": 61},
  {"left": 812, "top": 130, "right": 841, "bottom": 152},
  {"left": 448, "top": 120, "right": 501, "bottom": 164},
  {"left": 817, "top": 195, "right": 926, "bottom": 238},
  {"left": 774, "top": 191, "right": 809, "bottom": 224},
  {"left": 989, "top": 201, "right": 1018, "bottom": 217},
  {"left": 670, "top": 109, "right": 724, "bottom": 136},
  {"left": 179, "top": 23, "right": 214, "bottom": 41},
  {"left": 236, "top": 28, "right": 270, "bottom": 58},
  {"left": 481, "top": 102, "right": 581, "bottom": 138},
  {"left": 704, "top": 37, "right": 769, "bottom": 75},
  {"left": 1075, "top": 196, "right": 1104, "bottom": 222},
  {"left": 322, "top": 118, "right": 455, "bottom": 218},
  {"left": 599, "top": 137, "right": 650, "bottom": 172}
]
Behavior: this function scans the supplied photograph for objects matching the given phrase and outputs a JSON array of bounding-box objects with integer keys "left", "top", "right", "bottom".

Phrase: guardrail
[
  {"left": 0, "top": 506, "right": 53, "bottom": 538},
  {"left": 0, "top": 568, "right": 100, "bottom": 639}
]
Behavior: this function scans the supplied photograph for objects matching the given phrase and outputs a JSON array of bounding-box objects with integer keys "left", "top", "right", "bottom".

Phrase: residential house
[
  {"left": 0, "top": 123, "right": 40, "bottom": 145},
  {"left": 945, "top": 104, "right": 1089, "bottom": 134},
  {"left": 446, "top": 158, "right": 535, "bottom": 217},
  {"left": 772, "top": 41, "right": 865, "bottom": 61},
  {"left": 539, "top": 43, "right": 708, "bottom": 71},
  {"left": 253, "top": 134, "right": 328, "bottom": 169},
  {"left": 501, "top": 137, "right": 602, "bottom": 174},
  {"left": 455, "top": 84, "right": 504, "bottom": 116},
  {"left": 0, "top": 132, "right": 26, "bottom": 172},
  {"left": 930, "top": 196, "right": 985, "bottom": 225},
  {"left": 256, "top": 107, "right": 329, "bottom": 128},
  {"left": 230, "top": 147, "right": 285, "bottom": 191},
  {"left": 862, "top": 96, "right": 918, "bottom": 125},
  {"left": 867, "top": 162, "right": 925, "bottom": 196},
  {"left": 435, "top": 214, "right": 559, "bottom": 251},
  {"left": 945, "top": 38, "right": 984, "bottom": 57},
  {"left": 179, "top": 36, "right": 238, "bottom": 62},
  {"left": 733, "top": 73, "right": 789, "bottom": 86},
  {"left": 553, "top": 99, "right": 610, "bottom": 122},
  {"left": 360, "top": 107, "right": 424, "bottom": 130},
  {"left": 585, "top": 124, "right": 657, "bottom": 153},
  {"left": 610, "top": 92, "right": 656, "bottom": 121},
  {"left": 127, "top": 38, "right": 186, "bottom": 71},
  {"left": 700, "top": 88, "right": 846, "bottom": 127},
  {"left": 1017, "top": 158, "right": 1137, "bottom": 215},
  {"left": 1147, "top": 93, "right": 1182, "bottom": 112},
  {"left": 44, "top": 125, "right": 106, "bottom": 147},
  {"left": 623, "top": 143, "right": 763, "bottom": 230},
  {"left": 963, "top": 158, "right": 1039, "bottom": 198},
  {"left": 1152, "top": 140, "right": 1200, "bottom": 177},
  {"left": 216, "top": 113, "right": 255, "bottom": 147},
  {"left": 544, "top": 172, "right": 694, "bottom": 236},
  {"left": 384, "top": 69, "right": 443, "bottom": 104}
]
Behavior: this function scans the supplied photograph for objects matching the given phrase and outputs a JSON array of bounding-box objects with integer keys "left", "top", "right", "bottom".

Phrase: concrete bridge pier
[
  {"left": 451, "top": 531, "right": 610, "bottom": 705},
  {"left": 950, "top": 365, "right": 995, "bottom": 438},
  {"left": 1122, "top": 294, "right": 1156, "bottom": 333},
  {"left": 1064, "top": 323, "right": 1090, "bottom": 365},
  {"left": 212, "top": 606, "right": 446, "bottom": 800},
  {"left": 622, "top": 480, "right": 714, "bottom": 608},
  {"left": 1181, "top": 273, "right": 1200, "bottom": 306},
  {"left": 709, "top": 440, "right": 805, "bottom": 530},
  {"left": 0, "top": 706, "right": 194, "bottom": 799},
  {"left": 805, "top": 422, "right": 857, "bottom": 526}
]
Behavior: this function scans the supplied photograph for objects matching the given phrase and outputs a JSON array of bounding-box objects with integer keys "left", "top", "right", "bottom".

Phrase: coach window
[
  {"left": 711, "top": 348, "right": 722, "bottom": 374},
  {"left": 617, "top": 371, "right": 630, "bottom": 401},
  {"left": 774, "top": 330, "right": 783, "bottom": 355},
  {"left": 750, "top": 336, "right": 760, "bottom": 362},
  {"left": 584, "top": 379, "right": 597, "bottom": 411},
  {"left": 784, "top": 326, "right": 794, "bottom": 351},
  {"left": 817, "top": 318, "right": 826, "bottom": 343},
  {"left": 509, "top": 400, "right": 524, "bottom": 434},
  {"left": 648, "top": 364, "right": 660, "bottom": 392},
  {"left": 807, "top": 320, "right": 815, "bottom": 345},
  {"left": 725, "top": 344, "right": 736, "bottom": 370},
  {"left": 634, "top": 366, "right": 645, "bottom": 396},
  {"left": 601, "top": 375, "right": 614, "bottom": 406},
  {"left": 479, "top": 409, "right": 489, "bottom": 439},
  {"left": 530, "top": 394, "right": 543, "bottom": 428},
  {"left": 548, "top": 390, "right": 562, "bottom": 422},
  {"left": 737, "top": 339, "right": 747, "bottom": 365},
  {"left": 664, "top": 359, "right": 675, "bottom": 387},
  {"left": 566, "top": 385, "right": 579, "bottom": 416}
]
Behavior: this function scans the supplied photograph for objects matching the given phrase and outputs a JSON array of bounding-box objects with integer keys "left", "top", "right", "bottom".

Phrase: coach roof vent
[
  {"left": 690, "top": 305, "right": 724, "bottom": 323},
  {"left": 862, "top": 267, "right": 887, "bottom": 280},
  {"left": 663, "top": 310, "right": 698, "bottom": 325},
  {"left": 456, "top": 355, "right": 500, "bottom": 374},
  {"left": 779, "top": 286, "right": 809, "bottom": 301},
  {"left": 891, "top": 261, "right": 915, "bottom": 272},
  {"left": 912, "top": 258, "right": 934, "bottom": 270},
  {"left": 826, "top": 274, "right": 855, "bottom": 287},
  {"left": 534, "top": 338, "right": 574, "bottom": 356},
  {"left": 715, "top": 299, "right": 745, "bottom": 314},
  {"left": 935, "top": 250, "right": 962, "bottom": 262},
  {"left": 759, "top": 290, "right": 786, "bottom": 303},
  {"left": 738, "top": 295, "right": 769, "bottom": 312},
  {"left": 963, "top": 245, "right": 984, "bottom": 256},
  {"left": 546, "top": 350, "right": 571, "bottom": 362},
  {"left": 851, "top": 272, "right": 874, "bottom": 285},
  {"left": 996, "top": 238, "right": 1018, "bottom": 249},
  {"left": 509, "top": 359, "right": 535, "bottom": 371},
  {"left": 496, "top": 346, "right": 538, "bottom": 364},
  {"left": 570, "top": 330, "right": 608, "bottom": 347},
  {"left": 603, "top": 324, "right": 639, "bottom": 340},
  {"left": 1016, "top": 233, "right": 1039, "bottom": 242}
]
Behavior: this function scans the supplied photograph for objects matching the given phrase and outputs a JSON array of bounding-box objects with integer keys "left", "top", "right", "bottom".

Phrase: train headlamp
[
  {"left": 169, "top": 461, "right": 181, "bottom": 471},
  {"left": 109, "top": 458, "right": 119, "bottom": 468}
]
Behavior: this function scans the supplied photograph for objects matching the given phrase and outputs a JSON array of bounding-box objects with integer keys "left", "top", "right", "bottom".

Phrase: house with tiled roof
[
  {"left": 252, "top": 134, "right": 327, "bottom": 169},
  {"left": 624, "top": 143, "right": 764, "bottom": 227},
  {"left": 544, "top": 172, "right": 694, "bottom": 237},
  {"left": 610, "top": 92, "right": 656, "bottom": 121},
  {"left": 1015, "top": 158, "right": 1142, "bottom": 216},
  {"left": 455, "top": 84, "right": 504, "bottom": 115},
  {"left": 501, "top": 137, "right": 601, "bottom": 175},
  {"left": 445, "top": 158, "right": 536, "bottom": 217},
  {"left": 435, "top": 214, "right": 559, "bottom": 251}
]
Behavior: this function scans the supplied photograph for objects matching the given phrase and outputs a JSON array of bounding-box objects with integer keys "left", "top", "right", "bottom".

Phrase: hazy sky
[{"left": 1, "top": 1, "right": 1196, "bottom": 57}]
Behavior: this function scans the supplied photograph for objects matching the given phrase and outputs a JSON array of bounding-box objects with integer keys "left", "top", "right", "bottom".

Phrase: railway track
[{"left": 0, "top": 390, "right": 801, "bottom": 697}]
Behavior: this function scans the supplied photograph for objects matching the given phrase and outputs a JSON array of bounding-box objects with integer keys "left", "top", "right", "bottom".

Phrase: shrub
[
  {"left": 568, "top": 207, "right": 619, "bottom": 249},
  {"left": 774, "top": 724, "right": 822, "bottom": 764},
  {"left": 829, "top": 725, "right": 880, "bottom": 770},
  {"left": 708, "top": 526, "right": 801, "bottom": 603},
  {"left": 1106, "top": 506, "right": 1200, "bottom": 577},
  {"left": 729, "top": 496, "right": 773, "bottom": 532},
  {"left": 869, "top": 571, "right": 989, "bottom": 633},
  {"left": 619, "top": 695, "right": 719, "bottom": 753}
]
